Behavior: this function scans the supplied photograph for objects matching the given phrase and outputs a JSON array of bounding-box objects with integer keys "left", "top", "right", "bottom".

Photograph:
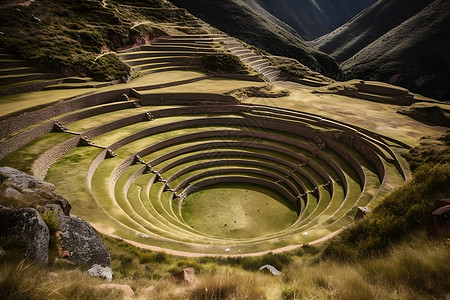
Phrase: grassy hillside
[
  {"left": 255, "top": 0, "right": 376, "bottom": 41},
  {"left": 170, "top": 0, "right": 344, "bottom": 80},
  {"left": 2, "top": 164, "right": 448, "bottom": 299},
  {"left": 0, "top": 0, "right": 210, "bottom": 80}
]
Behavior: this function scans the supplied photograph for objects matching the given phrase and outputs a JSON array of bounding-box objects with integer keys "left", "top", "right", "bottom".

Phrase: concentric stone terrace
[
  {"left": 0, "top": 34, "right": 407, "bottom": 255},
  {"left": 0, "top": 91, "right": 406, "bottom": 255}
]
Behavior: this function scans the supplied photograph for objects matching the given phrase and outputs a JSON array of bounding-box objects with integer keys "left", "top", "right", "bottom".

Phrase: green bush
[
  {"left": 202, "top": 53, "right": 248, "bottom": 74},
  {"left": 89, "top": 53, "right": 131, "bottom": 81}
]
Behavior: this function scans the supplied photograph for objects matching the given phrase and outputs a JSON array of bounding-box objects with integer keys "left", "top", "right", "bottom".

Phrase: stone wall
[
  {"left": 182, "top": 176, "right": 299, "bottom": 207},
  {"left": 139, "top": 93, "right": 239, "bottom": 105},
  {"left": 0, "top": 89, "right": 129, "bottom": 139}
]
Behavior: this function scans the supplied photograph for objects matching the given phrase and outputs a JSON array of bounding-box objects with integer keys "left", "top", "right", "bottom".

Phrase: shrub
[
  {"left": 202, "top": 53, "right": 249, "bottom": 74},
  {"left": 89, "top": 53, "right": 131, "bottom": 81}
]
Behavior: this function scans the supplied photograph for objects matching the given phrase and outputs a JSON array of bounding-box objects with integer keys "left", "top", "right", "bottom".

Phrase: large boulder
[
  {"left": 0, "top": 167, "right": 111, "bottom": 279},
  {"left": 0, "top": 205, "right": 49, "bottom": 264},
  {"left": 52, "top": 207, "right": 111, "bottom": 273}
]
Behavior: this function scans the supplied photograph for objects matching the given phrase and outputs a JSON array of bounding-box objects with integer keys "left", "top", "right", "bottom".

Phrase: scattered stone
[
  {"left": 0, "top": 205, "right": 49, "bottom": 264},
  {"left": 98, "top": 284, "right": 134, "bottom": 297},
  {"left": 259, "top": 265, "right": 282, "bottom": 276},
  {"left": 170, "top": 267, "right": 198, "bottom": 285},
  {"left": 354, "top": 206, "right": 371, "bottom": 221},
  {"left": 89, "top": 264, "right": 113, "bottom": 281}
]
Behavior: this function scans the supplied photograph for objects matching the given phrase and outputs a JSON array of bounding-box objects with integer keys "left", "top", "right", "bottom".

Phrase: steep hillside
[
  {"left": 0, "top": 0, "right": 216, "bottom": 80},
  {"left": 255, "top": 0, "right": 376, "bottom": 41},
  {"left": 310, "top": 0, "right": 434, "bottom": 63},
  {"left": 169, "top": 0, "right": 344, "bottom": 79},
  {"left": 341, "top": 0, "right": 450, "bottom": 101}
]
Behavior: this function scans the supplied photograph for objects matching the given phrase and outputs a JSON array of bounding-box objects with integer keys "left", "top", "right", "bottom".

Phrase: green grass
[
  {"left": 0, "top": 133, "right": 74, "bottom": 174},
  {"left": 321, "top": 163, "right": 450, "bottom": 261},
  {"left": 182, "top": 183, "right": 298, "bottom": 239}
]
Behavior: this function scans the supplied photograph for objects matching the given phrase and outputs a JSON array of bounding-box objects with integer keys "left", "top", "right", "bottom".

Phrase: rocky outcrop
[
  {"left": 0, "top": 167, "right": 71, "bottom": 215},
  {"left": 0, "top": 167, "right": 111, "bottom": 279},
  {"left": 0, "top": 205, "right": 49, "bottom": 264}
]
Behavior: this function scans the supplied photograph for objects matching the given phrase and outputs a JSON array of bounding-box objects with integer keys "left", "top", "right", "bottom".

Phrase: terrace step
[{"left": 141, "top": 65, "right": 200, "bottom": 75}]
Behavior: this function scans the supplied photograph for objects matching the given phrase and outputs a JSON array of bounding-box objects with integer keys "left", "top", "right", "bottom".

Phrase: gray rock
[
  {"left": 0, "top": 167, "right": 55, "bottom": 193},
  {"left": 88, "top": 264, "right": 113, "bottom": 281},
  {"left": 3, "top": 186, "right": 23, "bottom": 200},
  {"left": 0, "top": 167, "right": 70, "bottom": 215},
  {"left": 0, "top": 168, "right": 110, "bottom": 272},
  {"left": 0, "top": 205, "right": 49, "bottom": 264},
  {"left": 54, "top": 209, "right": 111, "bottom": 270}
]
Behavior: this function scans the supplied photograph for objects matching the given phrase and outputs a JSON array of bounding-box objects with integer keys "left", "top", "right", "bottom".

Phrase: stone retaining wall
[
  {"left": 0, "top": 89, "right": 129, "bottom": 139},
  {"left": 174, "top": 167, "right": 301, "bottom": 198},
  {"left": 139, "top": 93, "right": 239, "bottom": 105},
  {"left": 32, "top": 136, "right": 81, "bottom": 180},
  {"left": 182, "top": 176, "right": 299, "bottom": 207},
  {"left": 167, "top": 159, "right": 307, "bottom": 194}
]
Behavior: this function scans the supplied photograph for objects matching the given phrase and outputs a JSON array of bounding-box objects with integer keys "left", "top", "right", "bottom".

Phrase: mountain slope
[
  {"left": 169, "top": 0, "right": 344, "bottom": 79},
  {"left": 341, "top": 0, "right": 450, "bottom": 101},
  {"left": 310, "top": 0, "right": 434, "bottom": 63},
  {"left": 254, "top": 0, "right": 376, "bottom": 41},
  {"left": 0, "top": 0, "right": 216, "bottom": 80}
]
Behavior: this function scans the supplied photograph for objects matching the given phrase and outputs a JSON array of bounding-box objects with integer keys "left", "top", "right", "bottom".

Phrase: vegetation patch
[
  {"left": 202, "top": 53, "right": 249, "bottom": 74},
  {"left": 0, "top": 0, "right": 178, "bottom": 80},
  {"left": 321, "top": 163, "right": 450, "bottom": 261},
  {"left": 89, "top": 53, "right": 130, "bottom": 81},
  {"left": 402, "top": 132, "right": 450, "bottom": 170}
]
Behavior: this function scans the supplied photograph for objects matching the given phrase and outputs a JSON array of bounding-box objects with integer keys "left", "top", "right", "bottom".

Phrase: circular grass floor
[{"left": 181, "top": 183, "right": 298, "bottom": 239}]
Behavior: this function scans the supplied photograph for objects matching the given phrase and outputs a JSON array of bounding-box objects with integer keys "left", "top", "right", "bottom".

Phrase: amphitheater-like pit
[
  {"left": 0, "top": 89, "right": 407, "bottom": 255},
  {"left": 0, "top": 34, "right": 413, "bottom": 256}
]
